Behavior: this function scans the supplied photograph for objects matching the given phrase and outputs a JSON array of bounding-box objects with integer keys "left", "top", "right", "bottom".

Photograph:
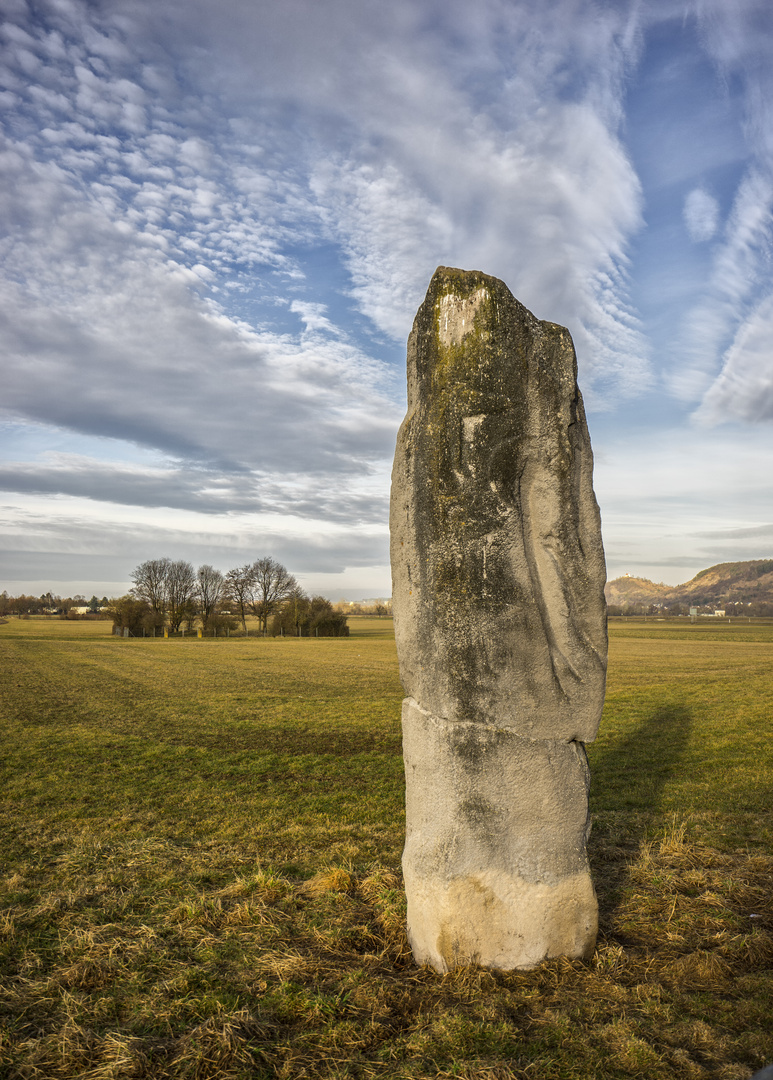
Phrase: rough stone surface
[{"left": 390, "top": 266, "right": 607, "bottom": 971}]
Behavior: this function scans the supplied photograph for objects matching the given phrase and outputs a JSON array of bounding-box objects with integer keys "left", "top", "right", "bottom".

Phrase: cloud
[
  {"left": 684, "top": 187, "right": 720, "bottom": 241},
  {"left": 125, "top": 0, "right": 652, "bottom": 399},
  {"left": 0, "top": 452, "right": 390, "bottom": 523},
  {"left": 694, "top": 292, "right": 773, "bottom": 422},
  {"left": 695, "top": 0, "right": 773, "bottom": 160},
  {"left": 0, "top": 0, "right": 656, "bottom": 525},
  {"left": 0, "top": 127, "right": 400, "bottom": 476},
  {"left": 0, "top": 495, "right": 390, "bottom": 591},
  {"left": 695, "top": 521, "right": 773, "bottom": 541},
  {"left": 592, "top": 419, "right": 773, "bottom": 583},
  {"left": 309, "top": 98, "right": 650, "bottom": 408},
  {"left": 662, "top": 0, "right": 773, "bottom": 419},
  {"left": 670, "top": 168, "right": 773, "bottom": 403},
  {"left": 289, "top": 300, "right": 340, "bottom": 337}
]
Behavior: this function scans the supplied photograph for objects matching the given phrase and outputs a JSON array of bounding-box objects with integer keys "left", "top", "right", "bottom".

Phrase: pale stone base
[
  {"left": 404, "top": 866, "right": 597, "bottom": 971},
  {"left": 402, "top": 697, "right": 598, "bottom": 971}
]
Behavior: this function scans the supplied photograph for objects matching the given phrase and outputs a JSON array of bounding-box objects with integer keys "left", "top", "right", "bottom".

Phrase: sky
[{"left": 1, "top": 0, "right": 773, "bottom": 600}]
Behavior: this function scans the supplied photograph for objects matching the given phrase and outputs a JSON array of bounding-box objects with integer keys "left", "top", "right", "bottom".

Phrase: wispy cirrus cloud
[
  {"left": 679, "top": 169, "right": 773, "bottom": 422},
  {"left": 695, "top": 292, "right": 773, "bottom": 422},
  {"left": 684, "top": 187, "right": 720, "bottom": 241},
  {"left": 670, "top": 168, "right": 773, "bottom": 404},
  {"left": 116, "top": 0, "right": 653, "bottom": 397},
  {"left": 665, "top": 0, "right": 773, "bottom": 422}
]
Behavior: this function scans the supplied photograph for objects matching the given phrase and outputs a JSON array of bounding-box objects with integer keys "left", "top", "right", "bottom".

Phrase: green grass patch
[{"left": 1, "top": 616, "right": 771, "bottom": 1078}]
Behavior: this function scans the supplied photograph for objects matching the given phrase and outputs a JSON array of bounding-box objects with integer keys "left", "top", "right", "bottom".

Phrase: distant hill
[{"left": 605, "top": 559, "right": 773, "bottom": 613}]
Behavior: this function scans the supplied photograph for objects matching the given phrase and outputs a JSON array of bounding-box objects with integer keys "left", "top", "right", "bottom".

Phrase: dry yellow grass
[{"left": 1, "top": 616, "right": 772, "bottom": 1078}]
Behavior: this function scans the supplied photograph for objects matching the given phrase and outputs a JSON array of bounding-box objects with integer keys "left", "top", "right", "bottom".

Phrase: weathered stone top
[{"left": 390, "top": 266, "right": 607, "bottom": 743}]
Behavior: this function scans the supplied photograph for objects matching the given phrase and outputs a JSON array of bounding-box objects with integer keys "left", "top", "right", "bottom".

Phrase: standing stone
[{"left": 390, "top": 266, "right": 607, "bottom": 972}]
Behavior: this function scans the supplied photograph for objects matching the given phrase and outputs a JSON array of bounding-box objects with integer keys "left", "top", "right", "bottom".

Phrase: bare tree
[
  {"left": 251, "top": 557, "right": 297, "bottom": 634},
  {"left": 165, "top": 559, "right": 197, "bottom": 632},
  {"left": 130, "top": 558, "right": 171, "bottom": 614},
  {"left": 197, "top": 564, "right": 224, "bottom": 632},
  {"left": 225, "top": 563, "right": 255, "bottom": 633},
  {"left": 282, "top": 583, "right": 309, "bottom": 636}
]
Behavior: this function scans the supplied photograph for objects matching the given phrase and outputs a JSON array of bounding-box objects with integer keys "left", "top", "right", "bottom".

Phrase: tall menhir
[{"left": 390, "top": 266, "right": 607, "bottom": 971}]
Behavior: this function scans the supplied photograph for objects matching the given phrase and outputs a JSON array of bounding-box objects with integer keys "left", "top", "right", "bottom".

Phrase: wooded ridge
[{"left": 606, "top": 558, "right": 773, "bottom": 614}]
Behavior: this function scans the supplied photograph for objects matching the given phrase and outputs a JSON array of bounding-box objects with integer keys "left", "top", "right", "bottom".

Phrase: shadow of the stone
[{"left": 586, "top": 702, "right": 693, "bottom": 933}]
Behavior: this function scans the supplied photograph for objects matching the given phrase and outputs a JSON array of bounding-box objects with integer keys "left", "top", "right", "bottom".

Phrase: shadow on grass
[{"left": 587, "top": 702, "right": 693, "bottom": 933}]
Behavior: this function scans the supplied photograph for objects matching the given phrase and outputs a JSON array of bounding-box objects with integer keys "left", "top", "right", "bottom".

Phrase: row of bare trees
[
  {"left": 128, "top": 558, "right": 204, "bottom": 632},
  {"left": 125, "top": 556, "right": 298, "bottom": 634},
  {"left": 119, "top": 556, "right": 348, "bottom": 636}
]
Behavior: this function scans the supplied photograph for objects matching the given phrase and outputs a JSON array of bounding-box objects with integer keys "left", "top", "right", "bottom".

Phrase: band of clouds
[
  {"left": 2, "top": 0, "right": 773, "bottom": 593},
  {"left": 0, "top": 453, "right": 390, "bottom": 523},
  {"left": 0, "top": 0, "right": 656, "bottom": 550},
  {"left": 0, "top": 135, "right": 400, "bottom": 474},
  {"left": 594, "top": 424, "right": 773, "bottom": 581},
  {"left": 0, "top": 502, "right": 390, "bottom": 580}
]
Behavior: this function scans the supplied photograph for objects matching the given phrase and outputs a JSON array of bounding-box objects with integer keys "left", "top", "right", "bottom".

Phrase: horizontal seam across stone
[{"left": 403, "top": 696, "right": 587, "bottom": 746}]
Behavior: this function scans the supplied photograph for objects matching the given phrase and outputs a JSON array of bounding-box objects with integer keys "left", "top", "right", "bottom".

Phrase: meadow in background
[{"left": 0, "top": 615, "right": 771, "bottom": 1078}]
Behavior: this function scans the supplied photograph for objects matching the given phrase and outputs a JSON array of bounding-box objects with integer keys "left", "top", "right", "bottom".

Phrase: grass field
[{"left": 1, "top": 615, "right": 771, "bottom": 1079}]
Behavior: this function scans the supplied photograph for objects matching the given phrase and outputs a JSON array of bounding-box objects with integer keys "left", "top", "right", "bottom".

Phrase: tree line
[
  {"left": 0, "top": 592, "right": 109, "bottom": 617},
  {"left": 607, "top": 600, "right": 773, "bottom": 617},
  {"left": 111, "top": 557, "right": 349, "bottom": 637}
]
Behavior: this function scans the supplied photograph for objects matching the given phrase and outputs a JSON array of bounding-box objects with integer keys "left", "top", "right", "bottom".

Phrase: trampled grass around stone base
[{"left": 1, "top": 616, "right": 772, "bottom": 1078}]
